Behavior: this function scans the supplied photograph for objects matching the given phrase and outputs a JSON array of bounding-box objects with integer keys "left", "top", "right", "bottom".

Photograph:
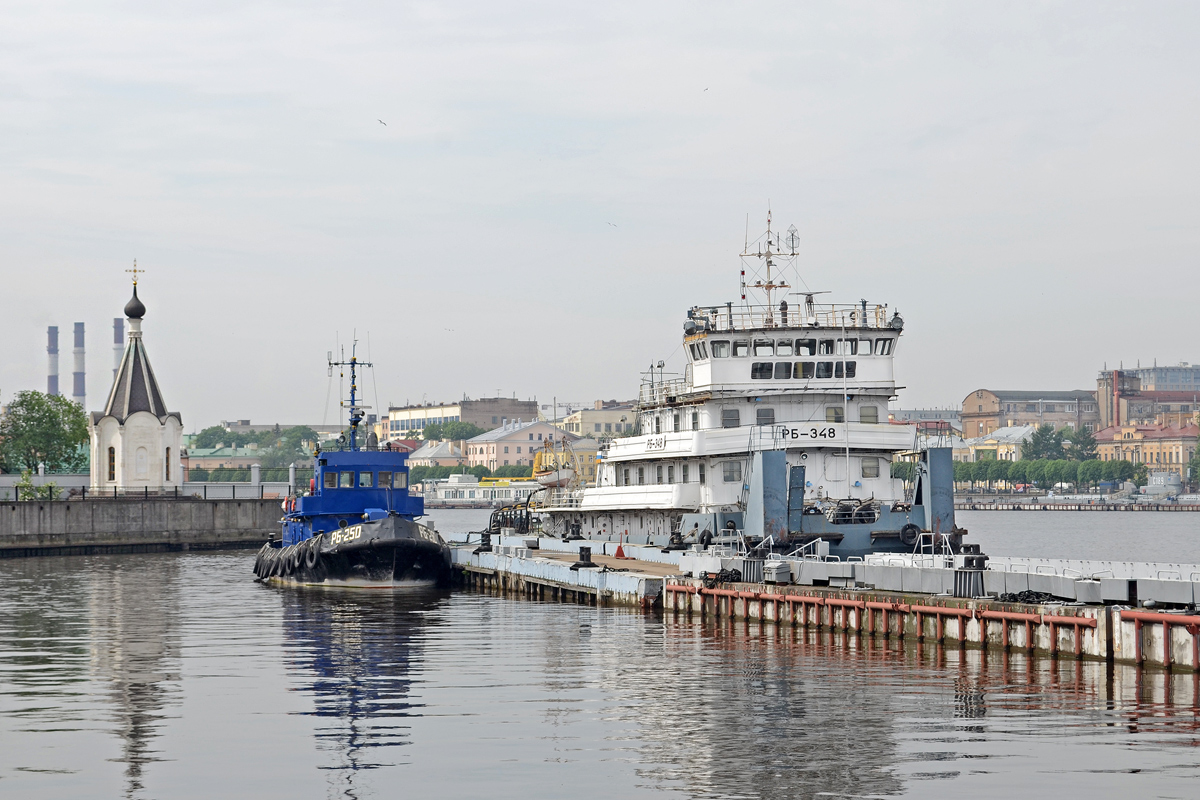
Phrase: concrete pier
[{"left": 0, "top": 498, "right": 278, "bottom": 556}]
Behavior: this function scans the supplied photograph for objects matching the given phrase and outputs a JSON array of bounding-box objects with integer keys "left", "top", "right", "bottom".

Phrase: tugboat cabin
[{"left": 284, "top": 450, "right": 421, "bottom": 545}]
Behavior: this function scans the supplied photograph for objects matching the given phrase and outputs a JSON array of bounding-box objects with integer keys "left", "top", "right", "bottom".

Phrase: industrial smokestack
[
  {"left": 72, "top": 322, "right": 85, "bottom": 410},
  {"left": 113, "top": 317, "right": 124, "bottom": 378},
  {"left": 47, "top": 326, "right": 59, "bottom": 396}
]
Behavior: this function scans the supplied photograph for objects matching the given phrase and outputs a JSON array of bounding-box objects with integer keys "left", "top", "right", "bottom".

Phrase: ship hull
[{"left": 253, "top": 515, "right": 452, "bottom": 587}]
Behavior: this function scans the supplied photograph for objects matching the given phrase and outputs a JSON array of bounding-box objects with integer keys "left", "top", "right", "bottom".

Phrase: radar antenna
[{"left": 328, "top": 337, "right": 373, "bottom": 451}]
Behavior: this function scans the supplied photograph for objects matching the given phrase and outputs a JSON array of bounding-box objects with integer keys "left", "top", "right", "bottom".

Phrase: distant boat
[{"left": 533, "top": 438, "right": 580, "bottom": 488}]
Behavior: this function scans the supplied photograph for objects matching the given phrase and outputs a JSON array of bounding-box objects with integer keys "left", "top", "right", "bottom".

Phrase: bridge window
[
  {"left": 359, "top": 472, "right": 374, "bottom": 487},
  {"left": 860, "top": 406, "right": 879, "bottom": 424},
  {"left": 816, "top": 362, "right": 834, "bottom": 378},
  {"left": 796, "top": 339, "right": 816, "bottom": 356},
  {"left": 834, "top": 361, "right": 856, "bottom": 378},
  {"left": 722, "top": 461, "right": 743, "bottom": 483},
  {"left": 796, "top": 362, "right": 815, "bottom": 379},
  {"left": 753, "top": 339, "right": 774, "bottom": 357},
  {"left": 751, "top": 362, "right": 773, "bottom": 379},
  {"left": 732, "top": 341, "right": 750, "bottom": 357},
  {"left": 711, "top": 341, "right": 730, "bottom": 358},
  {"left": 756, "top": 408, "right": 775, "bottom": 425},
  {"left": 818, "top": 339, "right": 835, "bottom": 355},
  {"left": 774, "top": 362, "right": 791, "bottom": 379},
  {"left": 776, "top": 339, "right": 794, "bottom": 357},
  {"left": 858, "top": 338, "right": 872, "bottom": 354},
  {"left": 379, "top": 471, "right": 392, "bottom": 487},
  {"left": 721, "top": 409, "right": 740, "bottom": 428},
  {"left": 874, "top": 339, "right": 893, "bottom": 355},
  {"left": 324, "top": 471, "right": 337, "bottom": 489},
  {"left": 862, "top": 458, "right": 880, "bottom": 478},
  {"left": 339, "top": 471, "right": 354, "bottom": 488},
  {"left": 835, "top": 338, "right": 857, "bottom": 355}
]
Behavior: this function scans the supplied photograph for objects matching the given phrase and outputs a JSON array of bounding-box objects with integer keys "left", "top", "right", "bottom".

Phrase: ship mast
[
  {"left": 739, "top": 210, "right": 801, "bottom": 327},
  {"left": 328, "top": 339, "right": 373, "bottom": 451}
]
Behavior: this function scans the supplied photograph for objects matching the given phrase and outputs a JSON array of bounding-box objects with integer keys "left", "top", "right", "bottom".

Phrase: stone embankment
[{"left": 0, "top": 498, "right": 279, "bottom": 557}]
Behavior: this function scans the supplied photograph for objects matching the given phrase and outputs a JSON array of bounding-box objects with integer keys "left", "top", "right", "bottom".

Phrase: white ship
[{"left": 539, "top": 213, "right": 960, "bottom": 558}]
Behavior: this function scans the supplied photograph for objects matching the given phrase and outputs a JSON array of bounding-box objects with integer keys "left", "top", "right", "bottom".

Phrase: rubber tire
[
  {"left": 304, "top": 538, "right": 320, "bottom": 569},
  {"left": 900, "top": 524, "right": 921, "bottom": 547}
]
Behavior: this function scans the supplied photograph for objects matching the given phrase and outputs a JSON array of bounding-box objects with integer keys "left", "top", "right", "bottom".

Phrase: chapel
[{"left": 89, "top": 279, "right": 183, "bottom": 489}]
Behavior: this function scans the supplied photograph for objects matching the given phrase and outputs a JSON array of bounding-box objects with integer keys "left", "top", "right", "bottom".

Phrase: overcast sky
[{"left": 2, "top": 1, "right": 1198, "bottom": 430}]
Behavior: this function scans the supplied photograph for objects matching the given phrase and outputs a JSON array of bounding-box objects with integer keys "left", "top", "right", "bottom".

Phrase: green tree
[
  {"left": 953, "top": 461, "right": 969, "bottom": 487},
  {"left": 1008, "top": 460, "right": 1029, "bottom": 487},
  {"left": 988, "top": 459, "right": 1011, "bottom": 489},
  {"left": 1023, "top": 424, "right": 1065, "bottom": 460},
  {"left": 1077, "top": 460, "right": 1103, "bottom": 491},
  {"left": 1133, "top": 463, "right": 1149, "bottom": 487},
  {"left": 891, "top": 460, "right": 915, "bottom": 481},
  {"left": 1189, "top": 446, "right": 1200, "bottom": 490},
  {"left": 0, "top": 391, "right": 89, "bottom": 473},
  {"left": 1026, "top": 459, "right": 1048, "bottom": 488},
  {"left": 1063, "top": 426, "right": 1098, "bottom": 461},
  {"left": 260, "top": 426, "right": 319, "bottom": 468},
  {"left": 493, "top": 465, "right": 533, "bottom": 478}
]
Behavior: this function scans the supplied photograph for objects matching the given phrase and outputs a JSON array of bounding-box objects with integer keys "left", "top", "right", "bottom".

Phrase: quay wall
[{"left": 0, "top": 498, "right": 279, "bottom": 557}]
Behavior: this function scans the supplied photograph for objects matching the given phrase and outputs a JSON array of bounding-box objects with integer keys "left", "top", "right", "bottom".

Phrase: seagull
[
  {"left": 703, "top": 87, "right": 708, "bottom": 92},
  {"left": 607, "top": 222, "right": 617, "bottom": 227},
  {"left": 378, "top": 119, "right": 387, "bottom": 126}
]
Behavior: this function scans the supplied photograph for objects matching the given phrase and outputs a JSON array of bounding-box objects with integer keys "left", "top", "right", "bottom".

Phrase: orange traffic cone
[{"left": 614, "top": 533, "right": 632, "bottom": 560}]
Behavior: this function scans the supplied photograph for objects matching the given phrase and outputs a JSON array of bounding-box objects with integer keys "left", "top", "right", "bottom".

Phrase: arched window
[
  {"left": 165, "top": 447, "right": 171, "bottom": 481},
  {"left": 107, "top": 447, "right": 116, "bottom": 482}
]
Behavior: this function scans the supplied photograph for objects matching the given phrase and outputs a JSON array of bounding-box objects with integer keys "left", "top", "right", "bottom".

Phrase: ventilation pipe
[
  {"left": 72, "top": 322, "right": 85, "bottom": 409},
  {"left": 47, "top": 326, "right": 59, "bottom": 396}
]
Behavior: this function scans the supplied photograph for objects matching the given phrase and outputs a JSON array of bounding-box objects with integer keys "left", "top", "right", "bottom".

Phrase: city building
[
  {"left": 1094, "top": 424, "right": 1199, "bottom": 478},
  {"left": 90, "top": 283, "right": 184, "bottom": 490},
  {"left": 959, "top": 390, "right": 1098, "bottom": 438},
  {"left": 219, "top": 420, "right": 346, "bottom": 440},
  {"left": 465, "top": 420, "right": 575, "bottom": 471},
  {"left": 952, "top": 425, "right": 1036, "bottom": 462},
  {"left": 407, "top": 440, "right": 467, "bottom": 468},
  {"left": 381, "top": 397, "right": 538, "bottom": 442},
  {"left": 1096, "top": 370, "right": 1198, "bottom": 428},
  {"left": 185, "top": 445, "right": 263, "bottom": 471},
  {"left": 1125, "top": 362, "right": 1200, "bottom": 392},
  {"left": 554, "top": 401, "right": 637, "bottom": 438}
]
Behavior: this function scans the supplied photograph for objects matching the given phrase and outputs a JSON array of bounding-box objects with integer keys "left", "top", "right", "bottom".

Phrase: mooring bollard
[
  {"left": 571, "top": 546, "right": 599, "bottom": 570},
  {"left": 474, "top": 532, "right": 493, "bottom": 554}
]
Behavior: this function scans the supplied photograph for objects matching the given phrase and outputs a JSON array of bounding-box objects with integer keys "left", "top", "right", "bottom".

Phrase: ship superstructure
[{"left": 540, "top": 214, "right": 952, "bottom": 557}]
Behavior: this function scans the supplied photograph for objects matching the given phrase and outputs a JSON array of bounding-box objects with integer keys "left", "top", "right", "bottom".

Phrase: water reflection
[
  {"left": 279, "top": 586, "right": 447, "bottom": 786},
  {"left": 87, "top": 559, "right": 181, "bottom": 797},
  {"left": 0, "top": 555, "right": 180, "bottom": 799}
]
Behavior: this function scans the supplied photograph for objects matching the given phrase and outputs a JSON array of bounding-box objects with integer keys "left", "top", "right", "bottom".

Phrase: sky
[{"left": 1, "top": 1, "right": 1198, "bottom": 431}]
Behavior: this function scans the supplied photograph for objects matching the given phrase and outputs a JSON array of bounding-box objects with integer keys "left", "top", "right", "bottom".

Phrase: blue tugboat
[{"left": 252, "top": 345, "right": 451, "bottom": 586}]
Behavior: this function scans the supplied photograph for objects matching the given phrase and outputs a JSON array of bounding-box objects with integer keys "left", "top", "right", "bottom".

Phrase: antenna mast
[{"left": 328, "top": 338, "right": 373, "bottom": 451}]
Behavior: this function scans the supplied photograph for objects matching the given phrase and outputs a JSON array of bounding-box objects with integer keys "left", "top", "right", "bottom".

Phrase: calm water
[{"left": 3, "top": 512, "right": 1200, "bottom": 799}]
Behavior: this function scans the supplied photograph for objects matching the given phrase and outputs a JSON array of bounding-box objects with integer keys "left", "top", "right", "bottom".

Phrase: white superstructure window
[
  {"left": 776, "top": 339, "right": 794, "bottom": 357},
  {"left": 862, "top": 458, "right": 880, "bottom": 478},
  {"left": 860, "top": 406, "right": 879, "bottom": 424},
  {"left": 753, "top": 339, "right": 774, "bottom": 357},
  {"left": 722, "top": 461, "right": 742, "bottom": 483},
  {"left": 827, "top": 407, "right": 844, "bottom": 423},
  {"left": 721, "top": 409, "right": 740, "bottom": 428},
  {"left": 756, "top": 408, "right": 775, "bottom": 426},
  {"left": 874, "top": 339, "right": 893, "bottom": 355},
  {"left": 711, "top": 341, "right": 730, "bottom": 358},
  {"left": 733, "top": 341, "right": 750, "bottom": 357}
]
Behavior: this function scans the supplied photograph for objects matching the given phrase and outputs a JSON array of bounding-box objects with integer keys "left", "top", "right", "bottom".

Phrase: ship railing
[
  {"left": 692, "top": 303, "right": 892, "bottom": 332},
  {"left": 541, "top": 488, "right": 586, "bottom": 509},
  {"left": 637, "top": 377, "right": 693, "bottom": 406}
]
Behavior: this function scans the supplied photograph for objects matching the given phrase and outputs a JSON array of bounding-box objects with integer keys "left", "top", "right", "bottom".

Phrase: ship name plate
[{"left": 778, "top": 426, "right": 838, "bottom": 440}]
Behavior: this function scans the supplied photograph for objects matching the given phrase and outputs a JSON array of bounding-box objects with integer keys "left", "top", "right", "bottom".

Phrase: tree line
[{"left": 890, "top": 458, "right": 1143, "bottom": 491}]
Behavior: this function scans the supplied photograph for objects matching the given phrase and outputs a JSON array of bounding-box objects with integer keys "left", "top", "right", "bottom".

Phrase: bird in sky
[
  {"left": 703, "top": 87, "right": 708, "bottom": 92},
  {"left": 607, "top": 222, "right": 617, "bottom": 227},
  {"left": 378, "top": 119, "right": 387, "bottom": 126}
]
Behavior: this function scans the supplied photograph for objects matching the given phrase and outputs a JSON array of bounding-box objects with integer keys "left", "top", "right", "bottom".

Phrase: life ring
[
  {"left": 304, "top": 538, "right": 319, "bottom": 569},
  {"left": 900, "top": 523, "right": 921, "bottom": 546}
]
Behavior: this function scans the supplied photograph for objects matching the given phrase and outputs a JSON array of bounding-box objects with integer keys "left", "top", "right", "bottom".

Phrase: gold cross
[{"left": 125, "top": 260, "right": 143, "bottom": 285}]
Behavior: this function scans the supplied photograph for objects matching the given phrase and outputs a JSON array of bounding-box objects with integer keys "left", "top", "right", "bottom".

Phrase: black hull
[{"left": 253, "top": 516, "right": 452, "bottom": 587}]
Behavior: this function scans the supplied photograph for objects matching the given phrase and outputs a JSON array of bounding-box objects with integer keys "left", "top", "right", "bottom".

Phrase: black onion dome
[{"left": 124, "top": 285, "right": 146, "bottom": 319}]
